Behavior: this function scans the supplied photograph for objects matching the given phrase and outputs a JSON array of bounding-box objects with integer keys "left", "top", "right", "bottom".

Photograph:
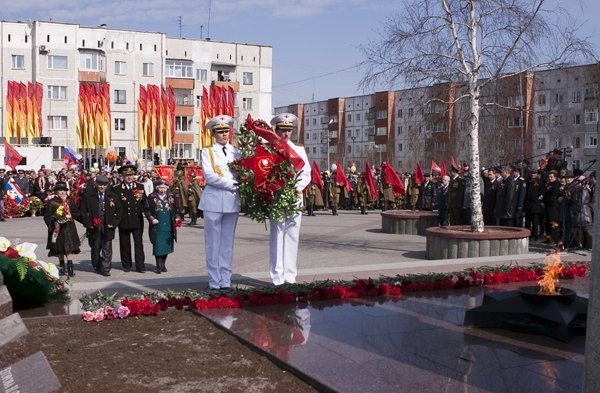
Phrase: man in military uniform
[
  {"left": 113, "top": 164, "right": 147, "bottom": 272},
  {"left": 268, "top": 113, "right": 311, "bottom": 285},
  {"left": 304, "top": 180, "right": 323, "bottom": 216},
  {"left": 408, "top": 174, "right": 420, "bottom": 211},
  {"left": 496, "top": 166, "right": 516, "bottom": 226},
  {"left": 172, "top": 170, "right": 189, "bottom": 222},
  {"left": 187, "top": 171, "right": 203, "bottom": 225},
  {"left": 380, "top": 166, "right": 396, "bottom": 211},
  {"left": 79, "top": 175, "right": 122, "bottom": 276},
  {"left": 355, "top": 173, "right": 371, "bottom": 215},
  {"left": 418, "top": 173, "right": 436, "bottom": 210},
  {"left": 525, "top": 170, "right": 543, "bottom": 240}
]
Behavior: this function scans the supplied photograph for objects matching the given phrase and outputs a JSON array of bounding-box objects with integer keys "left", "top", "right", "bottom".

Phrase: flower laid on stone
[{"left": 79, "top": 261, "right": 589, "bottom": 322}]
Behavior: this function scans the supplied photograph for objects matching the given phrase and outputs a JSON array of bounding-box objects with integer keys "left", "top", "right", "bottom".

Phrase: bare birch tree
[{"left": 360, "top": 0, "right": 594, "bottom": 232}]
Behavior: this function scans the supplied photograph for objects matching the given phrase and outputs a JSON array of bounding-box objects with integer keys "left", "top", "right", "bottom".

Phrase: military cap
[
  {"left": 53, "top": 181, "right": 69, "bottom": 191},
  {"left": 118, "top": 164, "right": 137, "bottom": 176},
  {"left": 206, "top": 115, "right": 234, "bottom": 132},
  {"left": 95, "top": 174, "right": 110, "bottom": 184},
  {"left": 17, "top": 169, "right": 24, "bottom": 174},
  {"left": 271, "top": 113, "right": 297, "bottom": 131}
]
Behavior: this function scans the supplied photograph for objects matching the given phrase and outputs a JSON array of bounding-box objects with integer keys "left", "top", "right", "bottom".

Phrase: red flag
[
  {"left": 311, "top": 161, "right": 323, "bottom": 191},
  {"left": 382, "top": 162, "right": 405, "bottom": 197},
  {"left": 431, "top": 160, "right": 441, "bottom": 174},
  {"left": 415, "top": 162, "right": 424, "bottom": 185},
  {"left": 246, "top": 114, "right": 305, "bottom": 171},
  {"left": 364, "top": 162, "right": 378, "bottom": 201},
  {"left": 4, "top": 141, "right": 23, "bottom": 169},
  {"left": 451, "top": 156, "right": 459, "bottom": 172},
  {"left": 184, "top": 166, "right": 205, "bottom": 186},
  {"left": 440, "top": 160, "right": 447, "bottom": 177},
  {"left": 155, "top": 165, "right": 175, "bottom": 184},
  {"left": 335, "top": 161, "right": 351, "bottom": 192}
]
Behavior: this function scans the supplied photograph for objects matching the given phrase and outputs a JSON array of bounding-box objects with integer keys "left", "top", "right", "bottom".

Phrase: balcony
[
  {"left": 175, "top": 94, "right": 194, "bottom": 106},
  {"left": 211, "top": 80, "right": 239, "bottom": 92}
]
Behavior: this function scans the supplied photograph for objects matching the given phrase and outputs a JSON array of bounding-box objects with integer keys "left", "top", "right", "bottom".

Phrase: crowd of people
[{"left": 0, "top": 128, "right": 593, "bottom": 281}]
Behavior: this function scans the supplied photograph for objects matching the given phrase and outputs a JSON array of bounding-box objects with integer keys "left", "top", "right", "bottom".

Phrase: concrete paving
[{"left": 2, "top": 209, "right": 590, "bottom": 314}]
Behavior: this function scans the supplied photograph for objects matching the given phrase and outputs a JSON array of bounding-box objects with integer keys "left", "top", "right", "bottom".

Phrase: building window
[
  {"left": 398, "top": 143, "right": 403, "bottom": 152},
  {"left": 356, "top": 113, "right": 361, "bottom": 121},
  {"left": 242, "top": 97, "right": 253, "bottom": 110},
  {"left": 585, "top": 109, "right": 598, "bottom": 123},
  {"left": 173, "top": 143, "right": 193, "bottom": 158},
  {"left": 143, "top": 62, "right": 154, "bottom": 77},
  {"left": 507, "top": 96, "right": 523, "bottom": 107},
  {"left": 572, "top": 90, "right": 582, "bottom": 103},
  {"left": 47, "top": 86, "right": 67, "bottom": 100},
  {"left": 114, "top": 61, "right": 126, "bottom": 75},
  {"left": 52, "top": 146, "right": 64, "bottom": 160},
  {"left": 585, "top": 133, "right": 597, "bottom": 147},
  {"left": 397, "top": 109, "right": 403, "bottom": 118},
  {"left": 347, "top": 114, "right": 352, "bottom": 122},
  {"left": 537, "top": 137, "right": 546, "bottom": 149},
  {"left": 554, "top": 93, "right": 564, "bottom": 104},
  {"left": 305, "top": 118, "right": 309, "bottom": 126},
  {"left": 175, "top": 116, "right": 193, "bottom": 132},
  {"left": 217, "top": 70, "right": 231, "bottom": 81},
  {"left": 397, "top": 126, "right": 403, "bottom": 135},
  {"left": 537, "top": 115, "right": 546, "bottom": 127},
  {"left": 166, "top": 60, "right": 193, "bottom": 78},
  {"left": 552, "top": 115, "right": 564, "bottom": 126},
  {"left": 537, "top": 94, "right": 546, "bottom": 106},
  {"left": 508, "top": 116, "right": 523, "bottom": 127},
  {"left": 114, "top": 90, "right": 126, "bottom": 104},
  {"left": 196, "top": 68, "right": 207, "bottom": 82},
  {"left": 114, "top": 118, "right": 125, "bottom": 131},
  {"left": 79, "top": 51, "right": 106, "bottom": 71},
  {"left": 573, "top": 137, "right": 581, "bottom": 148},
  {"left": 312, "top": 118, "right": 317, "bottom": 126},
  {"left": 376, "top": 110, "right": 387, "bottom": 119},
  {"left": 11, "top": 54, "right": 24, "bottom": 69},
  {"left": 376, "top": 127, "right": 387, "bottom": 136},
  {"left": 47, "top": 55, "right": 68, "bottom": 70},
  {"left": 408, "top": 108, "right": 413, "bottom": 117},
  {"left": 573, "top": 114, "right": 581, "bottom": 125},
  {"left": 243, "top": 72, "right": 253, "bottom": 85},
  {"left": 585, "top": 87, "right": 598, "bottom": 100},
  {"left": 47, "top": 115, "right": 67, "bottom": 130}
]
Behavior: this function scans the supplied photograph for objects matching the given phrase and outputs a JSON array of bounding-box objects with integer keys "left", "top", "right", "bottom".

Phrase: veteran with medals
[
  {"left": 269, "top": 113, "right": 311, "bottom": 285},
  {"left": 199, "top": 115, "right": 241, "bottom": 290}
]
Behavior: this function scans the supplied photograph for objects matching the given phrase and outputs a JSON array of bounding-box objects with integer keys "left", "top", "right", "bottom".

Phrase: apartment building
[
  {"left": 277, "top": 63, "right": 600, "bottom": 174},
  {"left": 0, "top": 20, "right": 272, "bottom": 169}
]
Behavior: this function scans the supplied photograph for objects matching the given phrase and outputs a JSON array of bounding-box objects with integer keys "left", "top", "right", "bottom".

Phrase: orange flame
[{"left": 538, "top": 251, "right": 561, "bottom": 295}]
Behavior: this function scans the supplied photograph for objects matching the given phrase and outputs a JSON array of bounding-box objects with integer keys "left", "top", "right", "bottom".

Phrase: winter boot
[
  {"left": 162, "top": 257, "right": 168, "bottom": 272},
  {"left": 155, "top": 258, "right": 162, "bottom": 274},
  {"left": 59, "top": 261, "right": 66, "bottom": 276},
  {"left": 67, "top": 261, "right": 75, "bottom": 277}
]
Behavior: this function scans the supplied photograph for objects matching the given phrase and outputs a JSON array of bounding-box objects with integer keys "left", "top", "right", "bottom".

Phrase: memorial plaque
[
  {"left": 0, "top": 286, "right": 12, "bottom": 319},
  {"left": 0, "top": 314, "right": 28, "bottom": 349},
  {"left": 0, "top": 352, "right": 61, "bottom": 393}
]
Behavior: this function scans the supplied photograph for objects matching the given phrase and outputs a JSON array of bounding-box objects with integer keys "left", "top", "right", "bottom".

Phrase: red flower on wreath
[{"left": 92, "top": 217, "right": 102, "bottom": 229}]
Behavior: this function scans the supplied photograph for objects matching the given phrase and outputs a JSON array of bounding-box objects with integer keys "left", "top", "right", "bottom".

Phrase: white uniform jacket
[
  {"left": 198, "top": 143, "right": 241, "bottom": 213},
  {"left": 290, "top": 141, "right": 311, "bottom": 206}
]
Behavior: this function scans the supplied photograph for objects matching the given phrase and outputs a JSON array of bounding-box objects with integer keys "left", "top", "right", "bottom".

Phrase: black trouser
[
  {"left": 119, "top": 227, "right": 145, "bottom": 270},
  {"left": 88, "top": 233, "right": 113, "bottom": 272},
  {"left": 525, "top": 212, "right": 542, "bottom": 238}
]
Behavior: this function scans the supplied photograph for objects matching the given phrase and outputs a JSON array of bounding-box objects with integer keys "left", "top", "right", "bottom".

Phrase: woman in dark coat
[
  {"left": 144, "top": 180, "right": 180, "bottom": 274},
  {"left": 43, "top": 181, "right": 80, "bottom": 277}
]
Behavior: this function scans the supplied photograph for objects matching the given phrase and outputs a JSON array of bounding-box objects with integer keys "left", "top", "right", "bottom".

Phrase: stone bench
[
  {"left": 425, "top": 226, "right": 531, "bottom": 260},
  {"left": 381, "top": 210, "right": 438, "bottom": 236}
]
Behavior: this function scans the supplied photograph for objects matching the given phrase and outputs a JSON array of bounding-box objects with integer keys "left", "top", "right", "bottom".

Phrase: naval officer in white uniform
[
  {"left": 199, "top": 115, "right": 241, "bottom": 290},
  {"left": 269, "top": 113, "right": 311, "bottom": 285}
]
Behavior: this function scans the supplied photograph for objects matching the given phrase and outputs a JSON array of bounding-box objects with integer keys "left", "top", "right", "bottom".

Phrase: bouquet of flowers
[
  {"left": 27, "top": 196, "right": 43, "bottom": 212},
  {"left": 133, "top": 188, "right": 144, "bottom": 201},
  {"left": 230, "top": 115, "right": 306, "bottom": 223},
  {"left": 0, "top": 237, "right": 68, "bottom": 307}
]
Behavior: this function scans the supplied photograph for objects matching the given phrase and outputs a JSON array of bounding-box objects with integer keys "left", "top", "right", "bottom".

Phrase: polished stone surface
[{"left": 200, "top": 278, "right": 588, "bottom": 393}]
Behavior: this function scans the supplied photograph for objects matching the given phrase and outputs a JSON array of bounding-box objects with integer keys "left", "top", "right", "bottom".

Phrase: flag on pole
[
  {"left": 335, "top": 161, "right": 351, "bottom": 192},
  {"left": 64, "top": 147, "right": 81, "bottom": 166},
  {"left": 440, "top": 160, "right": 447, "bottom": 177},
  {"left": 415, "top": 162, "right": 425, "bottom": 185},
  {"left": 431, "top": 160, "right": 441, "bottom": 174},
  {"left": 4, "top": 141, "right": 23, "bottom": 170},
  {"left": 311, "top": 161, "right": 323, "bottom": 191},
  {"left": 364, "top": 162, "right": 378, "bottom": 201},
  {"left": 4, "top": 181, "right": 24, "bottom": 203},
  {"left": 382, "top": 162, "right": 405, "bottom": 197},
  {"left": 451, "top": 156, "right": 459, "bottom": 172}
]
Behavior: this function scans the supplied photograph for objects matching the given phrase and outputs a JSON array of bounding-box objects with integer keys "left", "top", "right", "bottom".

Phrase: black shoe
[
  {"left": 59, "top": 262, "right": 66, "bottom": 276},
  {"left": 136, "top": 269, "right": 146, "bottom": 273},
  {"left": 0, "top": 218, "right": 5, "bottom": 221},
  {"left": 101, "top": 270, "right": 111, "bottom": 277},
  {"left": 67, "top": 261, "right": 75, "bottom": 277},
  {"left": 155, "top": 268, "right": 161, "bottom": 274},
  {"left": 123, "top": 268, "right": 131, "bottom": 272}
]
